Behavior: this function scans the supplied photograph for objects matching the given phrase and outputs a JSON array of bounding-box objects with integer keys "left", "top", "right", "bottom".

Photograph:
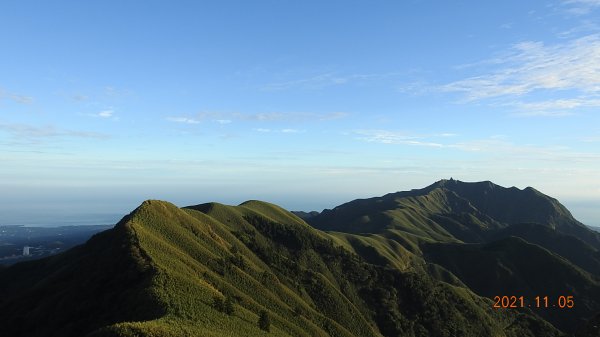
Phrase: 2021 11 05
[{"left": 492, "top": 295, "right": 575, "bottom": 309}]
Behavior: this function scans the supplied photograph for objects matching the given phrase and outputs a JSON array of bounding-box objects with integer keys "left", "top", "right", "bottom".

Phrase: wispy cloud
[
  {"left": 264, "top": 73, "right": 348, "bottom": 90},
  {"left": 0, "top": 123, "right": 108, "bottom": 145},
  {"left": 72, "top": 94, "right": 89, "bottom": 102},
  {"left": 167, "top": 111, "right": 348, "bottom": 125},
  {"left": 234, "top": 111, "right": 347, "bottom": 122},
  {"left": 451, "top": 139, "right": 600, "bottom": 164},
  {"left": 508, "top": 98, "right": 600, "bottom": 116},
  {"left": 10, "top": 94, "right": 34, "bottom": 104},
  {"left": 397, "top": 80, "right": 435, "bottom": 96},
  {"left": 103, "top": 86, "right": 132, "bottom": 98},
  {"left": 354, "top": 130, "right": 444, "bottom": 147},
  {"left": 441, "top": 34, "right": 600, "bottom": 116},
  {"left": 557, "top": 20, "right": 600, "bottom": 38},
  {"left": 253, "top": 128, "right": 304, "bottom": 134},
  {"left": 263, "top": 72, "right": 402, "bottom": 91},
  {"left": 87, "top": 109, "right": 118, "bottom": 120},
  {"left": 98, "top": 110, "right": 113, "bottom": 118},
  {"left": 563, "top": 0, "right": 600, "bottom": 15},
  {"left": 166, "top": 116, "right": 201, "bottom": 124},
  {"left": 0, "top": 88, "right": 34, "bottom": 104},
  {"left": 354, "top": 129, "right": 600, "bottom": 165},
  {"left": 443, "top": 35, "right": 600, "bottom": 100}
]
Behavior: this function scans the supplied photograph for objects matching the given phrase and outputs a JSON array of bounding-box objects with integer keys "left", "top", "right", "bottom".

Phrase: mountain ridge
[
  {"left": 0, "top": 180, "right": 598, "bottom": 336},
  {"left": 307, "top": 179, "right": 600, "bottom": 248}
]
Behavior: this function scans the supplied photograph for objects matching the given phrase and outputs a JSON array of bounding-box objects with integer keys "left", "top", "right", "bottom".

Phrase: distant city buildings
[{"left": 23, "top": 246, "right": 30, "bottom": 256}]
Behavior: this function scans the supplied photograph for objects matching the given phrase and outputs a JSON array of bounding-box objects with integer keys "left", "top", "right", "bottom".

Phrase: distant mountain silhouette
[
  {"left": 291, "top": 210, "right": 320, "bottom": 220},
  {"left": 308, "top": 179, "right": 600, "bottom": 248}
]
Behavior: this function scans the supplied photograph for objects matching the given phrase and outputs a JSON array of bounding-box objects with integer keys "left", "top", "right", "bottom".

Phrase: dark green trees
[
  {"left": 213, "top": 295, "right": 234, "bottom": 315},
  {"left": 258, "top": 310, "right": 270, "bottom": 332},
  {"left": 223, "top": 296, "right": 234, "bottom": 315}
]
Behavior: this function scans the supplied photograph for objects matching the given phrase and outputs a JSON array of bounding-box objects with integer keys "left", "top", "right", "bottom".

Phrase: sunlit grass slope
[{"left": 0, "top": 198, "right": 562, "bottom": 337}]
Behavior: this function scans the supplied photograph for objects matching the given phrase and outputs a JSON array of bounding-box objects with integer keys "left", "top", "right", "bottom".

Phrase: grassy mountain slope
[
  {"left": 575, "top": 312, "right": 600, "bottom": 337},
  {"left": 308, "top": 179, "right": 600, "bottom": 249},
  {"left": 430, "top": 180, "right": 600, "bottom": 249},
  {"left": 422, "top": 237, "right": 600, "bottom": 332},
  {"left": 0, "top": 217, "right": 163, "bottom": 337},
  {"left": 426, "top": 180, "right": 575, "bottom": 228},
  {"left": 0, "top": 199, "right": 560, "bottom": 337},
  {"left": 492, "top": 223, "right": 600, "bottom": 276},
  {"left": 305, "top": 179, "right": 600, "bottom": 333},
  {"left": 308, "top": 187, "right": 503, "bottom": 244}
]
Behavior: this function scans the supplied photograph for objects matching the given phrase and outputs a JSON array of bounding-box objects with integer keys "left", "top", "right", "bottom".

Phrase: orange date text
[{"left": 492, "top": 295, "right": 574, "bottom": 309}]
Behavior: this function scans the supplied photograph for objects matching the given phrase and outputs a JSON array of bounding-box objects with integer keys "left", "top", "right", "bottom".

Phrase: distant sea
[{"left": 2, "top": 214, "right": 123, "bottom": 228}]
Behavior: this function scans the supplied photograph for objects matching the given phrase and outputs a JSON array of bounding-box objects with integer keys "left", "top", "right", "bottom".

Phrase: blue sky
[{"left": 1, "top": 0, "right": 600, "bottom": 226}]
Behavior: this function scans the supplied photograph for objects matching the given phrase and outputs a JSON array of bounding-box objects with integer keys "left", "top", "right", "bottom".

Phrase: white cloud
[
  {"left": 518, "top": 99, "right": 587, "bottom": 110},
  {"left": 263, "top": 73, "right": 348, "bottom": 91},
  {"left": 166, "top": 117, "right": 201, "bottom": 124},
  {"left": 354, "top": 130, "right": 444, "bottom": 147},
  {"left": 563, "top": 0, "right": 600, "bottom": 15},
  {"left": 0, "top": 123, "right": 108, "bottom": 146},
  {"left": 352, "top": 130, "right": 600, "bottom": 165},
  {"left": 87, "top": 109, "right": 116, "bottom": 119},
  {"left": 0, "top": 88, "right": 34, "bottom": 104},
  {"left": 98, "top": 110, "right": 114, "bottom": 118},
  {"left": 253, "top": 128, "right": 304, "bottom": 134},
  {"left": 503, "top": 97, "right": 600, "bottom": 116},
  {"left": 10, "top": 94, "right": 34, "bottom": 104},
  {"left": 567, "top": 0, "right": 600, "bottom": 6},
  {"left": 238, "top": 111, "right": 347, "bottom": 122},
  {"left": 263, "top": 72, "right": 402, "bottom": 91},
  {"left": 397, "top": 80, "right": 434, "bottom": 95},
  {"left": 169, "top": 111, "right": 348, "bottom": 124},
  {"left": 443, "top": 35, "right": 600, "bottom": 100}
]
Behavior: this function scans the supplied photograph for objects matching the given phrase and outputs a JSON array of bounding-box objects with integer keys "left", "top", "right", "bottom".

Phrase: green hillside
[
  {"left": 305, "top": 179, "right": 600, "bottom": 333},
  {"left": 0, "top": 199, "right": 560, "bottom": 337},
  {"left": 423, "top": 237, "right": 600, "bottom": 332},
  {"left": 427, "top": 179, "right": 600, "bottom": 249},
  {"left": 308, "top": 179, "right": 600, "bottom": 248},
  {"left": 492, "top": 223, "right": 600, "bottom": 276}
]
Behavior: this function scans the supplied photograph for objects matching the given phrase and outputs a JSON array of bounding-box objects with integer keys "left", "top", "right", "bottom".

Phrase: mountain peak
[
  {"left": 430, "top": 178, "right": 499, "bottom": 191},
  {"left": 309, "top": 180, "right": 600, "bottom": 249}
]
